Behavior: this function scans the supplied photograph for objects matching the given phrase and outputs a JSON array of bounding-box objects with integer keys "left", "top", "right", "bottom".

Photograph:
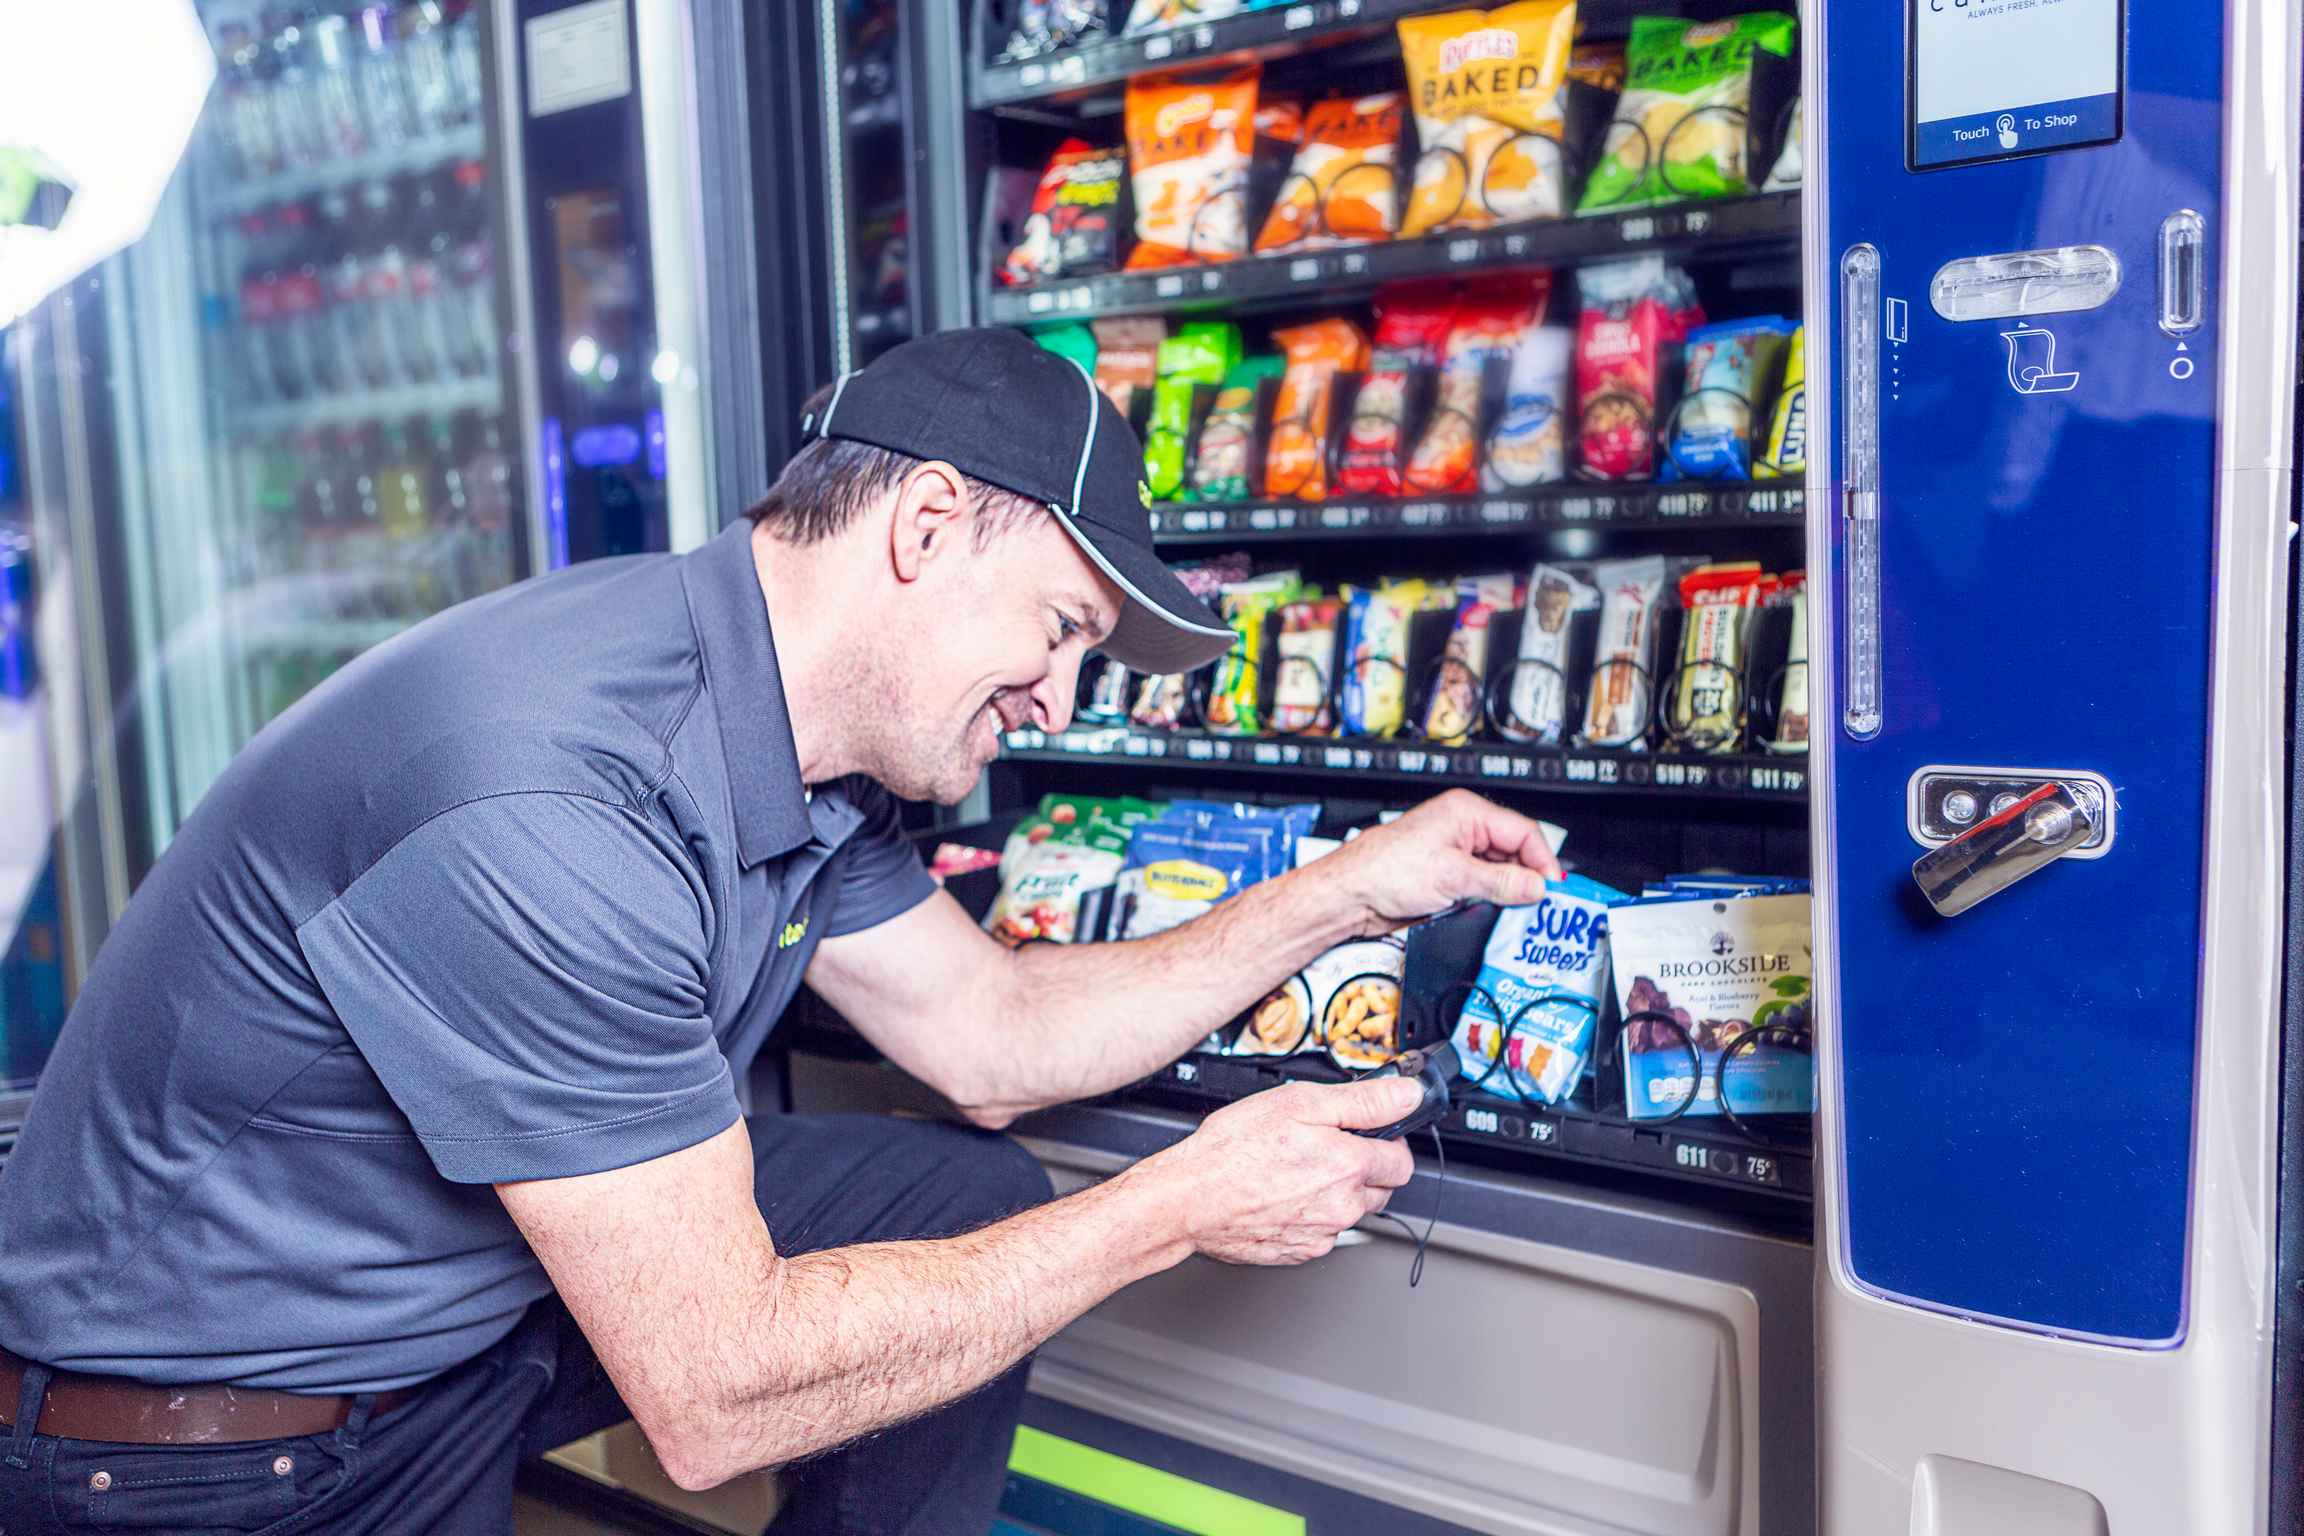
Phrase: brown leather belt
[{"left": 0, "top": 1348, "right": 417, "bottom": 1445}]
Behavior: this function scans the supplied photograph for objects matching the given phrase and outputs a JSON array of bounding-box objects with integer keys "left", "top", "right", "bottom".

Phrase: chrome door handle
[{"left": 1911, "top": 780, "right": 2100, "bottom": 917}]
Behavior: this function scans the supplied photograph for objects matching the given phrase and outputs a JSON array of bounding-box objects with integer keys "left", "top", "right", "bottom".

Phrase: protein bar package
[
  {"left": 1452, "top": 874, "right": 1630, "bottom": 1104},
  {"left": 1501, "top": 562, "right": 1597, "bottom": 743},
  {"left": 1404, "top": 275, "right": 1549, "bottom": 495},
  {"left": 1254, "top": 92, "right": 1405, "bottom": 253},
  {"left": 1612, "top": 890, "right": 1813, "bottom": 1121},
  {"left": 1335, "top": 283, "right": 1457, "bottom": 498},
  {"left": 1125, "top": 65, "right": 1261, "bottom": 269},
  {"left": 1581, "top": 554, "right": 1667, "bottom": 747},
  {"left": 1770, "top": 572, "right": 1809, "bottom": 752},
  {"left": 1423, "top": 572, "right": 1516, "bottom": 745},
  {"left": 1579, "top": 11, "right": 1799, "bottom": 213},
  {"left": 1662, "top": 316, "right": 1794, "bottom": 482},
  {"left": 1264, "top": 317, "right": 1370, "bottom": 501},
  {"left": 1205, "top": 571, "right": 1298, "bottom": 734},
  {"left": 1668, "top": 563, "right": 1767, "bottom": 751},
  {"left": 1398, "top": 1, "right": 1580, "bottom": 239},
  {"left": 1271, "top": 596, "right": 1344, "bottom": 733}
]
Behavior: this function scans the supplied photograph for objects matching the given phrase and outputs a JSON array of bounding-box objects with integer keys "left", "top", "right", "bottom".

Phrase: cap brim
[{"left": 1046, "top": 506, "right": 1235, "bottom": 674}]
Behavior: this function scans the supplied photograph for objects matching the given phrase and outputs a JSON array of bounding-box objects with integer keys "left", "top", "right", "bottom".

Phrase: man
[{"left": 0, "top": 329, "right": 1558, "bottom": 1533}]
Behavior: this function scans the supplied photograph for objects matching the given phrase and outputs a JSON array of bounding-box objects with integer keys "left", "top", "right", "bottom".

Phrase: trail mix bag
[
  {"left": 1579, "top": 11, "right": 1798, "bottom": 213},
  {"left": 982, "top": 795, "right": 1162, "bottom": 947},
  {"left": 1398, "top": 1, "right": 1580, "bottom": 238},
  {"left": 1611, "top": 890, "right": 1813, "bottom": 1121},
  {"left": 1575, "top": 256, "right": 1703, "bottom": 481}
]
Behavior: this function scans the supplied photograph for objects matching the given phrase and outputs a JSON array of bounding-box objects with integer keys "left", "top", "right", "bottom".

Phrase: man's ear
[{"left": 889, "top": 461, "right": 971, "bottom": 584}]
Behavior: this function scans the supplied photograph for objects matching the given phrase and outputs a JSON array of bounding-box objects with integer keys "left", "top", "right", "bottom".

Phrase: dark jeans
[{"left": 0, "top": 1113, "right": 1054, "bottom": 1536}]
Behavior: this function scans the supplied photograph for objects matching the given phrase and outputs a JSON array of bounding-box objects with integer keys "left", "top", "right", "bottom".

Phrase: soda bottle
[
  {"left": 399, "top": 172, "right": 453, "bottom": 385},
  {"left": 459, "top": 410, "right": 515, "bottom": 589},
  {"left": 270, "top": 199, "right": 327, "bottom": 400},
  {"left": 354, "top": 179, "right": 417, "bottom": 388},
  {"left": 235, "top": 209, "right": 282, "bottom": 402},
  {"left": 305, "top": 9, "right": 368, "bottom": 159},
  {"left": 443, "top": 0, "right": 483, "bottom": 129},
  {"left": 400, "top": 0, "right": 459, "bottom": 138},
  {"left": 376, "top": 419, "right": 430, "bottom": 540},
  {"left": 264, "top": 8, "right": 323, "bottom": 170},
  {"left": 445, "top": 159, "right": 494, "bottom": 378},
  {"left": 313, "top": 187, "right": 364, "bottom": 397},
  {"left": 214, "top": 20, "right": 285, "bottom": 181},
  {"left": 353, "top": 3, "right": 417, "bottom": 152}
]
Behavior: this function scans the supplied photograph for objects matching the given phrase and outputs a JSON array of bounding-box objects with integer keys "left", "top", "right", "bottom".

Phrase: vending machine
[{"left": 1810, "top": 0, "right": 2296, "bottom": 1530}]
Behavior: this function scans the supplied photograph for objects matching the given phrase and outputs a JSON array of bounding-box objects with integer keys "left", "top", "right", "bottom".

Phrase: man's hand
[
  {"left": 1131, "top": 1076, "right": 1422, "bottom": 1265},
  {"left": 1315, "top": 788, "right": 1566, "bottom": 936}
]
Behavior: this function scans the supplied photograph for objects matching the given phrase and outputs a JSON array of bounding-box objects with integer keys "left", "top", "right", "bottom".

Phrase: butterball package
[
  {"left": 1609, "top": 891, "right": 1813, "bottom": 1120},
  {"left": 1452, "top": 874, "right": 1628, "bottom": 1104}
]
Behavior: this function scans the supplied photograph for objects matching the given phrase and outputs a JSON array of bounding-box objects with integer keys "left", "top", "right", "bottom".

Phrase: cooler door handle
[{"left": 1911, "top": 780, "right": 2099, "bottom": 917}]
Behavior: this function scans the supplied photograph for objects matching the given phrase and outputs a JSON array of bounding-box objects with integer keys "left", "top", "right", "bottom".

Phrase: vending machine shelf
[
  {"left": 204, "top": 124, "right": 488, "bottom": 221},
  {"left": 227, "top": 373, "right": 501, "bottom": 437},
  {"left": 1150, "top": 483, "right": 1807, "bottom": 543},
  {"left": 1001, "top": 727, "right": 1810, "bottom": 802},
  {"left": 975, "top": 0, "right": 1418, "bottom": 108},
  {"left": 984, "top": 194, "right": 1801, "bottom": 325}
]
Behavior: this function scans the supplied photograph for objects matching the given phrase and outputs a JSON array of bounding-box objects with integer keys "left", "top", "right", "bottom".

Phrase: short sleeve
[
  {"left": 295, "top": 793, "right": 740, "bottom": 1184},
  {"left": 821, "top": 778, "right": 936, "bottom": 938}
]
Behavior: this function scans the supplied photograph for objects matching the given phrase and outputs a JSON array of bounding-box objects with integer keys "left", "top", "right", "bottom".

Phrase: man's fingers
[
  {"left": 1362, "top": 1138, "right": 1415, "bottom": 1189},
  {"left": 1450, "top": 793, "right": 1564, "bottom": 881},
  {"left": 1298, "top": 1074, "right": 1424, "bottom": 1130},
  {"left": 1359, "top": 1184, "right": 1398, "bottom": 1217},
  {"left": 1465, "top": 852, "right": 1548, "bottom": 909}
]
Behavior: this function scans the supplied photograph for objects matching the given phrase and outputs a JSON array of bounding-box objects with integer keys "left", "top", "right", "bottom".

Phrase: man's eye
[{"left": 1054, "top": 613, "right": 1081, "bottom": 644}]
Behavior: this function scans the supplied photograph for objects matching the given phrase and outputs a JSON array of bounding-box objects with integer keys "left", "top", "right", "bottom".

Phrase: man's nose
[{"left": 1032, "top": 654, "right": 1081, "bottom": 734}]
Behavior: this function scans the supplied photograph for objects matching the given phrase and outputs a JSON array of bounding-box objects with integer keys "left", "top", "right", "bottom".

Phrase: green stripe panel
[{"left": 1008, "top": 1425, "right": 1306, "bottom": 1536}]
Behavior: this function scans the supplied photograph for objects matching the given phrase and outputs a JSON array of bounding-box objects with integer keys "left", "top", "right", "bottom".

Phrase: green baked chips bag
[{"left": 1578, "top": 12, "right": 1797, "bottom": 214}]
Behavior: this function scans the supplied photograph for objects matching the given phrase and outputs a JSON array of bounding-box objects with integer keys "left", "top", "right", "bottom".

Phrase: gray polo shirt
[{"left": 0, "top": 521, "right": 934, "bottom": 1393}]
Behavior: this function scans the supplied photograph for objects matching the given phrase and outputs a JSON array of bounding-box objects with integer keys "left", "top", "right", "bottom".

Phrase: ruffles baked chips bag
[
  {"left": 1125, "top": 65, "right": 1262, "bottom": 270},
  {"left": 1398, "top": 1, "right": 1579, "bottom": 239}
]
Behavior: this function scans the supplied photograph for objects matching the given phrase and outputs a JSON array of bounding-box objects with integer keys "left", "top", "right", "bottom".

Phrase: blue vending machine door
[{"left": 1823, "top": 0, "right": 2218, "bottom": 1347}]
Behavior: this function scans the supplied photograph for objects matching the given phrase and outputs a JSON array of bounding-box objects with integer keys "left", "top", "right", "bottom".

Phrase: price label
[
  {"left": 1199, "top": 270, "right": 1225, "bottom": 293},
  {"left": 1398, "top": 750, "right": 1428, "bottom": 773},
  {"left": 1323, "top": 746, "right": 1355, "bottom": 769},
  {"left": 1211, "top": 740, "right": 1235, "bottom": 760},
  {"left": 1284, "top": 5, "right": 1317, "bottom": 30},
  {"left": 1321, "top": 507, "right": 1351, "bottom": 528},
  {"left": 1400, "top": 501, "right": 1445, "bottom": 526},
  {"left": 1685, "top": 209, "right": 1713, "bottom": 237},
  {"left": 1059, "top": 285, "right": 1090, "bottom": 311},
  {"left": 1501, "top": 233, "right": 1530, "bottom": 259},
  {"left": 1155, "top": 274, "right": 1185, "bottom": 298},
  {"left": 1026, "top": 291, "right": 1054, "bottom": 314},
  {"left": 1189, "top": 24, "right": 1215, "bottom": 49},
  {"left": 1339, "top": 0, "right": 1361, "bottom": 15},
  {"left": 1144, "top": 34, "right": 1173, "bottom": 60},
  {"left": 1252, "top": 743, "right": 1282, "bottom": 765},
  {"left": 1447, "top": 237, "right": 1483, "bottom": 264},
  {"left": 1186, "top": 739, "right": 1214, "bottom": 761},
  {"left": 1122, "top": 736, "right": 1150, "bottom": 757},
  {"left": 1340, "top": 251, "right": 1370, "bottom": 276},
  {"left": 1477, "top": 499, "right": 1524, "bottom": 525},
  {"left": 1654, "top": 761, "right": 1690, "bottom": 786},
  {"left": 1619, "top": 215, "right": 1657, "bottom": 243},
  {"left": 1526, "top": 1117, "right": 1558, "bottom": 1145},
  {"left": 1274, "top": 507, "right": 1298, "bottom": 529},
  {"left": 1289, "top": 257, "right": 1321, "bottom": 284},
  {"left": 1353, "top": 749, "right": 1376, "bottom": 770},
  {"left": 1744, "top": 1154, "right": 1779, "bottom": 1185},
  {"left": 1148, "top": 512, "right": 1170, "bottom": 534},
  {"left": 1019, "top": 63, "right": 1047, "bottom": 87},
  {"left": 1249, "top": 508, "right": 1277, "bottom": 531},
  {"left": 1565, "top": 757, "right": 1599, "bottom": 783},
  {"left": 1559, "top": 496, "right": 1595, "bottom": 521},
  {"left": 1656, "top": 491, "right": 1707, "bottom": 519},
  {"left": 1182, "top": 510, "right": 1210, "bottom": 532},
  {"left": 1053, "top": 55, "right": 1087, "bottom": 83},
  {"left": 1278, "top": 743, "right": 1303, "bottom": 765},
  {"left": 1174, "top": 1060, "right": 1199, "bottom": 1083},
  {"left": 1427, "top": 753, "right": 1452, "bottom": 775}
]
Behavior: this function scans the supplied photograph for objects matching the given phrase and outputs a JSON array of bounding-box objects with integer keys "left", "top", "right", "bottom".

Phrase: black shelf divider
[
  {"left": 1001, "top": 726, "right": 1810, "bottom": 801},
  {"left": 985, "top": 193, "right": 1800, "bottom": 325},
  {"left": 1150, "top": 481, "right": 1806, "bottom": 542}
]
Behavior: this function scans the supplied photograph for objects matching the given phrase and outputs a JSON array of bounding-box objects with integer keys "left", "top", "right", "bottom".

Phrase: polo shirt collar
[{"left": 683, "top": 520, "right": 815, "bottom": 867}]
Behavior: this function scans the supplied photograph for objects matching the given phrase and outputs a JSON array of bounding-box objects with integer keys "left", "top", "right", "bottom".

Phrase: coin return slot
[{"left": 1907, "top": 767, "right": 2115, "bottom": 860}]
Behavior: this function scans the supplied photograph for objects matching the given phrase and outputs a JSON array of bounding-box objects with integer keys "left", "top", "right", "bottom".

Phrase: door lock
[{"left": 1911, "top": 779, "right": 2103, "bottom": 917}]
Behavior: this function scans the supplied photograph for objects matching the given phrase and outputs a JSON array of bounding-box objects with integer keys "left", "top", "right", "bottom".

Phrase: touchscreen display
[{"left": 1910, "top": 0, "right": 2123, "bottom": 169}]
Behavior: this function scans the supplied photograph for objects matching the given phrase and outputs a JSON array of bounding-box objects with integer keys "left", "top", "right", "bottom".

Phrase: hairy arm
[{"left": 808, "top": 789, "right": 1563, "bottom": 1127}]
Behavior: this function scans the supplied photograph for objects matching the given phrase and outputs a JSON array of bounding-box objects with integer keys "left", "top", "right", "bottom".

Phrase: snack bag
[
  {"left": 1146, "top": 322, "right": 1242, "bottom": 500},
  {"left": 1091, "top": 316, "right": 1165, "bottom": 415},
  {"left": 1131, "top": 671, "right": 1191, "bottom": 729},
  {"left": 1398, "top": 2, "right": 1580, "bottom": 239},
  {"left": 1668, "top": 563, "right": 1767, "bottom": 751},
  {"left": 1763, "top": 97, "right": 1802, "bottom": 191},
  {"left": 1079, "top": 655, "right": 1133, "bottom": 724},
  {"left": 1611, "top": 891, "right": 1813, "bottom": 1121},
  {"left": 1003, "top": 0, "right": 1107, "bottom": 60},
  {"left": 982, "top": 795, "right": 1156, "bottom": 946},
  {"left": 1340, "top": 580, "right": 1426, "bottom": 736},
  {"left": 1032, "top": 322, "right": 1098, "bottom": 375},
  {"left": 1423, "top": 572, "right": 1515, "bottom": 744},
  {"left": 1254, "top": 92, "right": 1406, "bottom": 253},
  {"left": 1236, "top": 934, "right": 1405, "bottom": 1065},
  {"left": 1003, "top": 139, "right": 1126, "bottom": 286},
  {"left": 1756, "top": 325, "right": 1806, "bottom": 478},
  {"left": 1404, "top": 276, "right": 1549, "bottom": 494},
  {"left": 1255, "top": 96, "right": 1304, "bottom": 147},
  {"left": 1567, "top": 40, "right": 1625, "bottom": 94},
  {"left": 1205, "top": 571, "right": 1298, "bottom": 734},
  {"left": 1771, "top": 572, "right": 1809, "bottom": 751},
  {"left": 1335, "top": 283, "right": 1458, "bottom": 498},
  {"left": 1271, "top": 596, "right": 1344, "bottom": 733},
  {"left": 1124, "top": 65, "right": 1261, "bottom": 270},
  {"left": 1189, "top": 356, "right": 1283, "bottom": 502},
  {"left": 1579, "top": 11, "right": 1798, "bottom": 213},
  {"left": 1126, "top": 0, "right": 1242, "bottom": 31},
  {"left": 1576, "top": 256, "right": 1703, "bottom": 481},
  {"left": 1265, "top": 317, "right": 1370, "bottom": 501},
  {"left": 1581, "top": 554, "right": 1667, "bottom": 747},
  {"left": 1483, "top": 324, "right": 1573, "bottom": 490},
  {"left": 1452, "top": 874, "right": 1630, "bottom": 1103},
  {"left": 1116, "top": 802, "right": 1312, "bottom": 940},
  {"left": 1661, "top": 316, "right": 1794, "bottom": 482},
  {"left": 1501, "top": 562, "right": 1597, "bottom": 743}
]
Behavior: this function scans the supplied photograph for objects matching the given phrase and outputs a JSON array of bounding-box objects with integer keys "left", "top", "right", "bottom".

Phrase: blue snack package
[
  {"left": 1660, "top": 317, "right": 1796, "bottom": 483},
  {"left": 1451, "top": 874, "right": 1631, "bottom": 1105},
  {"left": 1610, "top": 891, "right": 1813, "bottom": 1120},
  {"left": 1116, "top": 812, "right": 1283, "bottom": 940}
]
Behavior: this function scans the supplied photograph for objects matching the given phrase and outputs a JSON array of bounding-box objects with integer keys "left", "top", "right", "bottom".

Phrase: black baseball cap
[{"left": 799, "top": 327, "right": 1234, "bottom": 674}]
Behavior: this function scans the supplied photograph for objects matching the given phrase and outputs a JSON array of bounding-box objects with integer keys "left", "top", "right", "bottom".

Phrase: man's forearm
[
  {"left": 963, "top": 859, "right": 1374, "bottom": 1120},
  {"left": 689, "top": 1161, "right": 1186, "bottom": 1485}
]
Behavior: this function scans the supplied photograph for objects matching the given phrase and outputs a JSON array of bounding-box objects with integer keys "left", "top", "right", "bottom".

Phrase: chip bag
[
  {"left": 1576, "top": 256, "right": 1702, "bottom": 481},
  {"left": 1757, "top": 325, "right": 1806, "bottom": 478},
  {"left": 1579, "top": 11, "right": 1798, "bottom": 213},
  {"left": 1405, "top": 275, "right": 1548, "bottom": 495},
  {"left": 1335, "top": 283, "right": 1457, "bottom": 498},
  {"left": 1190, "top": 356, "right": 1284, "bottom": 502},
  {"left": 1146, "top": 322, "right": 1242, "bottom": 500},
  {"left": 1265, "top": 317, "right": 1370, "bottom": 501},
  {"left": 1661, "top": 316, "right": 1793, "bottom": 482},
  {"left": 1091, "top": 316, "right": 1165, "bottom": 415},
  {"left": 1254, "top": 92, "right": 1405, "bottom": 253},
  {"left": 1125, "top": 65, "right": 1261, "bottom": 269},
  {"left": 1398, "top": 1, "right": 1579, "bottom": 239},
  {"left": 1003, "top": 139, "right": 1126, "bottom": 286}
]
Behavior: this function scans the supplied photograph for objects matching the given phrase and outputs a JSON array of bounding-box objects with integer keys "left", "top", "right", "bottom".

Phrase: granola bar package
[
  {"left": 1405, "top": 275, "right": 1550, "bottom": 495},
  {"left": 1335, "top": 283, "right": 1458, "bottom": 498},
  {"left": 1423, "top": 572, "right": 1516, "bottom": 745},
  {"left": 1339, "top": 580, "right": 1427, "bottom": 737},
  {"left": 1398, "top": 1, "right": 1580, "bottom": 239},
  {"left": 1611, "top": 890, "right": 1813, "bottom": 1121},
  {"left": 1579, "top": 11, "right": 1798, "bottom": 213},
  {"left": 1770, "top": 572, "right": 1809, "bottom": 752},
  {"left": 1575, "top": 256, "right": 1703, "bottom": 481},
  {"left": 1667, "top": 563, "right": 1767, "bottom": 751},
  {"left": 1254, "top": 92, "right": 1406, "bottom": 253},
  {"left": 1124, "top": 65, "right": 1262, "bottom": 269},
  {"left": 1500, "top": 561, "right": 1598, "bottom": 744},
  {"left": 1452, "top": 874, "right": 1631, "bottom": 1104},
  {"left": 1580, "top": 554, "right": 1667, "bottom": 747},
  {"left": 1205, "top": 572, "right": 1299, "bottom": 735}
]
